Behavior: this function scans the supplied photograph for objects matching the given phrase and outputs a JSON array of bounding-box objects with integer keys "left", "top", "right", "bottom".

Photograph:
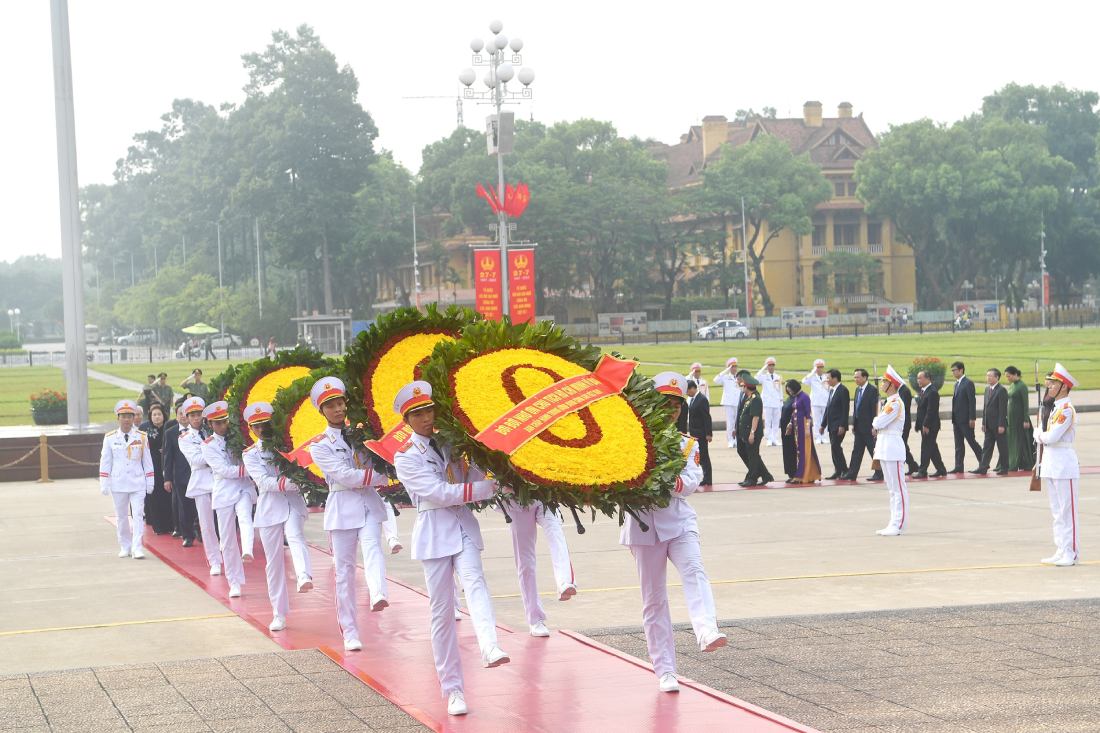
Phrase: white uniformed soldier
[
  {"left": 872, "top": 366, "right": 909, "bottom": 536},
  {"left": 200, "top": 400, "right": 256, "bottom": 599},
  {"left": 1036, "top": 363, "right": 1081, "bottom": 566},
  {"left": 177, "top": 396, "right": 223, "bottom": 575},
  {"left": 306, "top": 377, "right": 391, "bottom": 652},
  {"left": 713, "top": 357, "right": 742, "bottom": 448},
  {"left": 391, "top": 381, "right": 508, "bottom": 717},
  {"left": 502, "top": 498, "right": 578, "bottom": 638},
  {"left": 757, "top": 357, "right": 783, "bottom": 446},
  {"left": 99, "top": 399, "right": 155, "bottom": 559},
  {"left": 621, "top": 372, "right": 727, "bottom": 694},
  {"left": 802, "top": 359, "right": 831, "bottom": 445},
  {"left": 241, "top": 401, "right": 313, "bottom": 632}
]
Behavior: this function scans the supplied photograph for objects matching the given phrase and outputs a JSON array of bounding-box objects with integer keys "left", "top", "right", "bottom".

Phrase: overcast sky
[{"left": 5, "top": 0, "right": 1098, "bottom": 263}]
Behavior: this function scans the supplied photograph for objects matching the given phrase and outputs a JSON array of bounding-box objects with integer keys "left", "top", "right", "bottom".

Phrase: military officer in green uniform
[{"left": 738, "top": 374, "right": 774, "bottom": 486}]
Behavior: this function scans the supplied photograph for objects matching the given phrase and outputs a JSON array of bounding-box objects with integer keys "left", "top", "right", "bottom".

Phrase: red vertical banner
[
  {"left": 1042, "top": 272, "right": 1051, "bottom": 307},
  {"left": 508, "top": 248, "right": 536, "bottom": 324},
  {"left": 475, "top": 250, "right": 503, "bottom": 321}
]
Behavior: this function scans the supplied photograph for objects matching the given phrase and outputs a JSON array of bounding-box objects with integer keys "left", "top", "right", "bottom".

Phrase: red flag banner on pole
[
  {"left": 474, "top": 249, "right": 503, "bottom": 320},
  {"left": 508, "top": 248, "right": 536, "bottom": 324}
]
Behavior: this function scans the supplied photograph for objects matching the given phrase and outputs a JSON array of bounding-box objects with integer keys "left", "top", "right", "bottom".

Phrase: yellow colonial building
[{"left": 655, "top": 101, "right": 916, "bottom": 313}]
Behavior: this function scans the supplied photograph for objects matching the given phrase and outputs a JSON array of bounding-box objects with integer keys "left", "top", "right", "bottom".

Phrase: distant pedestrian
[
  {"left": 204, "top": 336, "right": 216, "bottom": 360},
  {"left": 873, "top": 366, "right": 910, "bottom": 536},
  {"left": 737, "top": 374, "right": 772, "bottom": 486},
  {"left": 98, "top": 400, "right": 154, "bottom": 559},
  {"left": 265, "top": 337, "right": 278, "bottom": 358},
  {"left": 152, "top": 372, "right": 174, "bottom": 409},
  {"left": 163, "top": 397, "right": 198, "bottom": 547},
  {"left": 685, "top": 380, "right": 712, "bottom": 486},
  {"left": 180, "top": 368, "right": 209, "bottom": 402},
  {"left": 140, "top": 403, "right": 173, "bottom": 535},
  {"left": 713, "top": 357, "right": 742, "bottom": 448},
  {"left": 137, "top": 374, "right": 157, "bottom": 413},
  {"left": 949, "top": 361, "right": 982, "bottom": 473},
  {"left": 784, "top": 380, "right": 821, "bottom": 484},
  {"left": 687, "top": 363, "right": 709, "bottom": 400},
  {"left": 844, "top": 369, "right": 881, "bottom": 481},
  {"left": 802, "top": 359, "right": 830, "bottom": 445}
]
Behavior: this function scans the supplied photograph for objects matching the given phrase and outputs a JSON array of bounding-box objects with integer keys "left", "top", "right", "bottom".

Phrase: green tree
[{"left": 699, "top": 136, "right": 831, "bottom": 316}]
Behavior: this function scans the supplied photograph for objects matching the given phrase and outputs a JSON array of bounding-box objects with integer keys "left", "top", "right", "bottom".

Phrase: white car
[
  {"left": 116, "top": 328, "right": 157, "bottom": 345},
  {"left": 207, "top": 332, "right": 242, "bottom": 349},
  {"left": 697, "top": 319, "right": 750, "bottom": 340}
]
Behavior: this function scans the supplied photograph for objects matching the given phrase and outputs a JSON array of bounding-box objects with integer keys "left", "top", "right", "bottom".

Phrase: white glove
[{"left": 100, "top": 484, "right": 109, "bottom": 496}]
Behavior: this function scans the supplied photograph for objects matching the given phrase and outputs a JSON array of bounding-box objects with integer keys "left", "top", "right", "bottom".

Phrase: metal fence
[
  {"left": 568, "top": 308, "right": 1100, "bottom": 347},
  {"left": 0, "top": 345, "right": 267, "bottom": 368}
]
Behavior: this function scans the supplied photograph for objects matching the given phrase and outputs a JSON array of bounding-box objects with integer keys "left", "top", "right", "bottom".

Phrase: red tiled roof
[{"left": 662, "top": 112, "right": 878, "bottom": 189}]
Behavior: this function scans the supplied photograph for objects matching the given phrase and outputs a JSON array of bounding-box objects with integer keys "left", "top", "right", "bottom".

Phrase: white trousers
[
  {"left": 812, "top": 405, "right": 829, "bottom": 443},
  {"left": 1047, "top": 478, "right": 1080, "bottom": 560},
  {"left": 422, "top": 530, "right": 499, "bottom": 696},
  {"left": 535, "top": 504, "right": 575, "bottom": 592},
  {"left": 880, "top": 459, "right": 909, "bottom": 531},
  {"left": 382, "top": 501, "right": 399, "bottom": 543},
  {"left": 630, "top": 531, "right": 718, "bottom": 678},
  {"left": 193, "top": 493, "right": 222, "bottom": 569},
  {"left": 258, "top": 513, "right": 311, "bottom": 619},
  {"left": 216, "top": 494, "right": 253, "bottom": 588},
  {"left": 112, "top": 491, "right": 145, "bottom": 553},
  {"left": 723, "top": 406, "right": 738, "bottom": 446},
  {"left": 330, "top": 522, "right": 385, "bottom": 642},
  {"left": 764, "top": 406, "right": 781, "bottom": 445}
]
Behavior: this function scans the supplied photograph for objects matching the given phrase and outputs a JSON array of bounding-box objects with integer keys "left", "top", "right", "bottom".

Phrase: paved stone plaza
[{"left": 1, "top": 419, "right": 1095, "bottom": 731}]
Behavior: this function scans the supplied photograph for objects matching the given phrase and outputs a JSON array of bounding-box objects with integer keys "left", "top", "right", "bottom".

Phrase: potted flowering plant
[{"left": 30, "top": 389, "right": 67, "bottom": 425}]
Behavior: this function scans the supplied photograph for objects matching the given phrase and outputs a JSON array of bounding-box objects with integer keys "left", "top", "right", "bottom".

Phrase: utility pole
[
  {"left": 217, "top": 223, "right": 224, "bottom": 335},
  {"left": 741, "top": 196, "right": 751, "bottom": 318},
  {"left": 412, "top": 203, "right": 422, "bottom": 308},
  {"left": 1040, "top": 212, "right": 1048, "bottom": 328}
]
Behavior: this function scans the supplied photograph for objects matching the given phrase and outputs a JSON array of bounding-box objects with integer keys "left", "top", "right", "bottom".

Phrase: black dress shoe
[
  {"left": 759, "top": 476, "right": 774, "bottom": 485},
  {"left": 840, "top": 472, "right": 858, "bottom": 481},
  {"left": 825, "top": 473, "right": 841, "bottom": 480},
  {"left": 949, "top": 466, "right": 964, "bottom": 474},
  {"left": 912, "top": 470, "right": 928, "bottom": 479},
  {"left": 738, "top": 480, "right": 753, "bottom": 487},
  {"left": 869, "top": 472, "right": 884, "bottom": 482},
  {"left": 930, "top": 470, "right": 948, "bottom": 478},
  {"left": 171, "top": 530, "right": 181, "bottom": 538},
  {"left": 970, "top": 468, "right": 988, "bottom": 475},
  {"left": 995, "top": 469, "right": 1008, "bottom": 476},
  {"left": 182, "top": 538, "right": 194, "bottom": 547}
]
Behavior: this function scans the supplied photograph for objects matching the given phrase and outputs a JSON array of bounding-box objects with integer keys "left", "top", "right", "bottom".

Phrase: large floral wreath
[
  {"left": 424, "top": 319, "right": 684, "bottom": 523},
  {"left": 206, "top": 363, "right": 243, "bottom": 404},
  {"left": 225, "top": 346, "right": 332, "bottom": 459},
  {"left": 266, "top": 364, "right": 343, "bottom": 505}
]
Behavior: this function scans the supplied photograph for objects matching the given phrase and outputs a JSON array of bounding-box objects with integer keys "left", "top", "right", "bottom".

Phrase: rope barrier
[
  {"left": 0, "top": 445, "right": 40, "bottom": 469},
  {"left": 46, "top": 444, "right": 100, "bottom": 467}
]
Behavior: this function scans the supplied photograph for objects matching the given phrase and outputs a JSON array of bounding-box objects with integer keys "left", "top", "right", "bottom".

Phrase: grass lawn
[
  {"left": 603, "top": 328, "right": 1100, "bottom": 404},
  {"left": 0, "top": 367, "right": 134, "bottom": 426},
  {"left": 91, "top": 359, "right": 240, "bottom": 389}
]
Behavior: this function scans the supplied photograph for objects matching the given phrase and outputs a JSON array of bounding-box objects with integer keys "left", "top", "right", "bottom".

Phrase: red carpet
[{"left": 136, "top": 528, "right": 817, "bottom": 732}]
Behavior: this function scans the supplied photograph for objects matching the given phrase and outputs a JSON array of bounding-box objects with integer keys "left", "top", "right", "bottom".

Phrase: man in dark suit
[
  {"left": 949, "top": 361, "right": 982, "bottom": 472},
  {"left": 844, "top": 369, "right": 882, "bottom": 481},
  {"left": 912, "top": 370, "right": 947, "bottom": 478},
  {"left": 972, "top": 368, "right": 1009, "bottom": 475},
  {"left": 819, "top": 369, "right": 850, "bottom": 480},
  {"left": 686, "top": 380, "right": 713, "bottom": 485},
  {"left": 162, "top": 398, "right": 197, "bottom": 547},
  {"left": 898, "top": 382, "right": 920, "bottom": 475}
]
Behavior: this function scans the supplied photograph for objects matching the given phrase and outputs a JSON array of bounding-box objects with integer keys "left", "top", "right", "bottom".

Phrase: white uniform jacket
[
  {"left": 802, "top": 371, "right": 831, "bottom": 408},
  {"left": 713, "top": 371, "right": 743, "bottom": 409},
  {"left": 393, "top": 432, "right": 496, "bottom": 561},
  {"left": 99, "top": 429, "right": 155, "bottom": 495},
  {"left": 178, "top": 426, "right": 214, "bottom": 497},
  {"left": 1036, "top": 397, "right": 1080, "bottom": 479},
  {"left": 756, "top": 368, "right": 783, "bottom": 409},
  {"left": 201, "top": 433, "right": 257, "bottom": 512},
  {"left": 620, "top": 435, "right": 704, "bottom": 546},
  {"left": 872, "top": 393, "right": 906, "bottom": 460},
  {"left": 242, "top": 443, "right": 308, "bottom": 528},
  {"left": 309, "top": 425, "right": 388, "bottom": 531}
]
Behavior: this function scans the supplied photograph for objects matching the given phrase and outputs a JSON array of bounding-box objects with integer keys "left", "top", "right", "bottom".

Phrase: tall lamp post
[
  {"left": 6, "top": 308, "right": 20, "bottom": 340},
  {"left": 458, "top": 20, "right": 534, "bottom": 318}
]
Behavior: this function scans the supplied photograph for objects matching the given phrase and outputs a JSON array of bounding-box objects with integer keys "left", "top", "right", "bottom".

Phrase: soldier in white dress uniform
[
  {"left": 871, "top": 365, "right": 909, "bottom": 536},
  {"left": 391, "top": 381, "right": 508, "bottom": 717},
  {"left": 99, "top": 399, "right": 155, "bottom": 559},
  {"left": 1036, "top": 363, "right": 1081, "bottom": 566},
  {"left": 713, "top": 357, "right": 742, "bottom": 448},
  {"left": 241, "top": 401, "right": 314, "bottom": 631},
  {"left": 502, "top": 499, "right": 578, "bottom": 638},
  {"left": 177, "top": 396, "right": 223, "bottom": 575},
  {"left": 621, "top": 372, "right": 727, "bottom": 694},
  {"left": 802, "top": 359, "right": 831, "bottom": 444},
  {"left": 306, "top": 377, "right": 391, "bottom": 651},
  {"left": 200, "top": 400, "right": 257, "bottom": 598},
  {"left": 757, "top": 357, "right": 783, "bottom": 446}
]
